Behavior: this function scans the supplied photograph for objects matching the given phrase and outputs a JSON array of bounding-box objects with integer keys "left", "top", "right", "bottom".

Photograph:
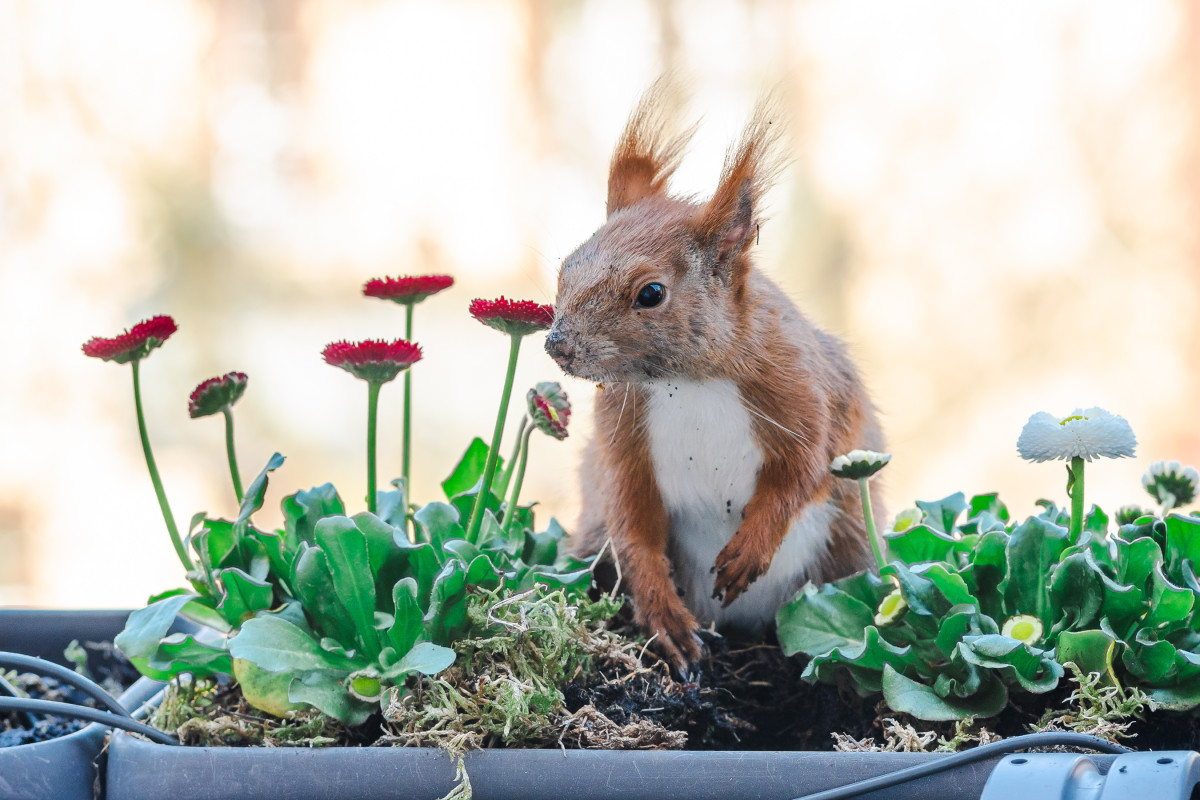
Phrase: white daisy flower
[
  {"left": 830, "top": 449, "right": 892, "bottom": 480},
  {"left": 1001, "top": 614, "right": 1044, "bottom": 645},
  {"left": 1016, "top": 407, "right": 1137, "bottom": 463},
  {"left": 874, "top": 589, "right": 908, "bottom": 627},
  {"left": 890, "top": 508, "right": 924, "bottom": 534},
  {"left": 1142, "top": 459, "right": 1199, "bottom": 511}
]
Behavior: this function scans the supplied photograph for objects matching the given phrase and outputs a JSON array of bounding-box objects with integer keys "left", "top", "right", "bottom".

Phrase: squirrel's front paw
[
  {"left": 711, "top": 542, "right": 772, "bottom": 607},
  {"left": 650, "top": 618, "right": 704, "bottom": 676}
]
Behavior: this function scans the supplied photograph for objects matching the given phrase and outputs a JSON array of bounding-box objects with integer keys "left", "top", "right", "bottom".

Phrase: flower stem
[
  {"left": 221, "top": 406, "right": 244, "bottom": 505},
  {"left": 859, "top": 477, "right": 886, "bottom": 571},
  {"left": 501, "top": 424, "right": 534, "bottom": 533},
  {"left": 466, "top": 334, "right": 523, "bottom": 542},
  {"left": 367, "top": 381, "right": 382, "bottom": 514},
  {"left": 131, "top": 360, "right": 193, "bottom": 572},
  {"left": 496, "top": 415, "right": 528, "bottom": 497},
  {"left": 1069, "top": 455, "right": 1085, "bottom": 543},
  {"left": 402, "top": 302, "right": 414, "bottom": 491}
]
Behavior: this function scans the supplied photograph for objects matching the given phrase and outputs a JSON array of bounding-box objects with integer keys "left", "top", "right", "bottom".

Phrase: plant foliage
[
  {"left": 117, "top": 446, "right": 591, "bottom": 724},
  {"left": 778, "top": 491, "right": 1200, "bottom": 720}
]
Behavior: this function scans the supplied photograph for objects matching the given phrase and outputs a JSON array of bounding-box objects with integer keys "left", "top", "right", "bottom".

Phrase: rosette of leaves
[
  {"left": 778, "top": 493, "right": 1065, "bottom": 720},
  {"left": 118, "top": 447, "right": 591, "bottom": 724},
  {"left": 779, "top": 490, "right": 1200, "bottom": 719},
  {"left": 1048, "top": 511, "right": 1200, "bottom": 708}
]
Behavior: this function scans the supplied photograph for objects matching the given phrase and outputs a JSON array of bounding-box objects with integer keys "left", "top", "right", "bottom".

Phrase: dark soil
[
  {"left": 0, "top": 640, "right": 139, "bottom": 748},
  {"left": 566, "top": 608, "right": 1200, "bottom": 752}
]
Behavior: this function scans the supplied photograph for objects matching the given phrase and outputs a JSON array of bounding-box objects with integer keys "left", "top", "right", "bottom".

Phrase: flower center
[
  {"left": 880, "top": 593, "right": 903, "bottom": 616},
  {"left": 1059, "top": 415, "right": 1086, "bottom": 425},
  {"left": 1010, "top": 620, "right": 1036, "bottom": 640}
]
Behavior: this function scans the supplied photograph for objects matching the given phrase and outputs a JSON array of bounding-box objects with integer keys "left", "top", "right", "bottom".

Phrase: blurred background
[{"left": 1, "top": 0, "right": 1198, "bottom": 606}]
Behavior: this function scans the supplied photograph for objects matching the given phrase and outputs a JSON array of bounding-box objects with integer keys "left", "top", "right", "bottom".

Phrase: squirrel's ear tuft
[
  {"left": 693, "top": 98, "right": 787, "bottom": 282},
  {"left": 607, "top": 78, "right": 695, "bottom": 217}
]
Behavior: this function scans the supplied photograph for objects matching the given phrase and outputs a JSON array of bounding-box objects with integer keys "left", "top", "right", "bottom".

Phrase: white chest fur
[{"left": 642, "top": 380, "right": 836, "bottom": 631}]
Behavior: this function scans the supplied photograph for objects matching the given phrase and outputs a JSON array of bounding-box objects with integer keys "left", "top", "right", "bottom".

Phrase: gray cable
[
  {"left": 0, "top": 697, "right": 178, "bottom": 746},
  {"left": 0, "top": 651, "right": 131, "bottom": 718}
]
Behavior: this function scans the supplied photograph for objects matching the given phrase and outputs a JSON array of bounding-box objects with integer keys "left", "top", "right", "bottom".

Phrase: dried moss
[{"left": 379, "top": 587, "right": 684, "bottom": 751}]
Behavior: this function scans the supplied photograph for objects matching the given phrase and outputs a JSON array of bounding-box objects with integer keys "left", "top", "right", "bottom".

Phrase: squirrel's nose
[{"left": 545, "top": 329, "right": 575, "bottom": 365}]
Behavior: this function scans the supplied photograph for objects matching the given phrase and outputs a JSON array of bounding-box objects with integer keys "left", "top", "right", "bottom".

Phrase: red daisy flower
[
  {"left": 188, "top": 372, "right": 249, "bottom": 418},
  {"left": 469, "top": 297, "right": 554, "bottom": 337},
  {"left": 527, "top": 382, "right": 570, "bottom": 440},
  {"left": 322, "top": 339, "right": 422, "bottom": 384},
  {"left": 81, "top": 315, "right": 178, "bottom": 364},
  {"left": 363, "top": 274, "right": 454, "bottom": 305}
]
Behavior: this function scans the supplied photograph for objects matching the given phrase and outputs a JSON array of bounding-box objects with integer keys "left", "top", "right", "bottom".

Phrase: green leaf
[
  {"left": 143, "top": 634, "right": 232, "bottom": 679},
  {"left": 375, "top": 478, "right": 409, "bottom": 530},
  {"left": 528, "top": 567, "right": 591, "bottom": 593},
  {"left": 115, "top": 593, "right": 197, "bottom": 658},
  {"left": 777, "top": 581, "right": 877, "bottom": 657},
  {"left": 352, "top": 512, "right": 401, "bottom": 576},
  {"left": 441, "top": 438, "right": 490, "bottom": 500},
  {"left": 288, "top": 671, "right": 374, "bottom": 726},
  {"left": 885, "top": 524, "right": 964, "bottom": 564},
  {"left": 1056, "top": 629, "right": 1119, "bottom": 686},
  {"left": 1147, "top": 562, "right": 1194, "bottom": 630},
  {"left": 194, "top": 518, "right": 238, "bottom": 570},
  {"left": 314, "top": 516, "right": 380, "bottom": 659},
  {"left": 1000, "top": 516, "right": 1071, "bottom": 627},
  {"left": 881, "top": 663, "right": 1008, "bottom": 721},
  {"left": 916, "top": 493, "right": 967, "bottom": 534},
  {"left": 387, "top": 578, "right": 423, "bottom": 656},
  {"left": 803, "top": 626, "right": 918, "bottom": 695},
  {"left": 1084, "top": 505, "right": 1109, "bottom": 537},
  {"left": 425, "top": 558, "right": 469, "bottom": 643},
  {"left": 466, "top": 554, "right": 503, "bottom": 586},
  {"left": 292, "top": 544, "right": 358, "bottom": 647},
  {"left": 1048, "top": 551, "right": 1104, "bottom": 633},
  {"left": 1122, "top": 630, "right": 1176, "bottom": 683},
  {"left": 391, "top": 641, "right": 456, "bottom": 677},
  {"left": 244, "top": 528, "right": 293, "bottom": 589},
  {"left": 968, "top": 493, "right": 1009, "bottom": 523},
  {"left": 217, "top": 568, "right": 275, "bottom": 627},
  {"left": 1147, "top": 678, "right": 1200, "bottom": 710},
  {"left": 1165, "top": 514, "right": 1200, "bottom": 586},
  {"left": 443, "top": 538, "right": 482, "bottom": 565},
  {"left": 523, "top": 525, "right": 560, "bottom": 567},
  {"left": 917, "top": 563, "right": 978, "bottom": 608},
  {"left": 958, "top": 634, "right": 1062, "bottom": 693},
  {"left": 414, "top": 502, "right": 465, "bottom": 549},
  {"left": 281, "top": 483, "right": 345, "bottom": 551},
  {"left": 229, "top": 615, "right": 359, "bottom": 673},
  {"left": 237, "top": 453, "right": 286, "bottom": 525},
  {"left": 964, "top": 530, "right": 1009, "bottom": 619}
]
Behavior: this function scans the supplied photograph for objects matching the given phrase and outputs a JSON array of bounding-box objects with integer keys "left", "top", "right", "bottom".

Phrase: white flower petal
[{"left": 1016, "top": 407, "right": 1136, "bottom": 463}]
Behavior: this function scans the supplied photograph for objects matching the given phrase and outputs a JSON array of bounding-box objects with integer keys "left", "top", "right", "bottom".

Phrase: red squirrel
[{"left": 546, "top": 85, "right": 886, "bottom": 671}]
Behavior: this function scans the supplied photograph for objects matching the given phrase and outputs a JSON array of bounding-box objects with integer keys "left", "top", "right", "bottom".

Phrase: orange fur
[{"left": 549, "top": 85, "right": 884, "bottom": 669}]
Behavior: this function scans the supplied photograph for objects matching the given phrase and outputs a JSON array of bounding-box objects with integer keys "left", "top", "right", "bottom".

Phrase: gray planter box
[{"left": 0, "top": 609, "right": 164, "bottom": 800}]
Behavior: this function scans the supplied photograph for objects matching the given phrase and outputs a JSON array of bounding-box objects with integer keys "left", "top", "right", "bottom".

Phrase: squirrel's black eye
[{"left": 635, "top": 283, "right": 665, "bottom": 308}]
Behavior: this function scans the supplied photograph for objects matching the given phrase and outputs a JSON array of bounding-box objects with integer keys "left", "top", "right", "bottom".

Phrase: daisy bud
[
  {"left": 830, "top": 450, "right": 892, "bottom": 481},
  {"left": 1142, "top": 459, "right": 1199, "bottom": 511},
  {"left": 188, "top": 372, "right": 248, "bottom": 418},
  {"left": 527, "top": 382, "right": 570, "bottom": 440},
  {"left": 1116, "top": 504, "right": 1152, "bottom": 526}
]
